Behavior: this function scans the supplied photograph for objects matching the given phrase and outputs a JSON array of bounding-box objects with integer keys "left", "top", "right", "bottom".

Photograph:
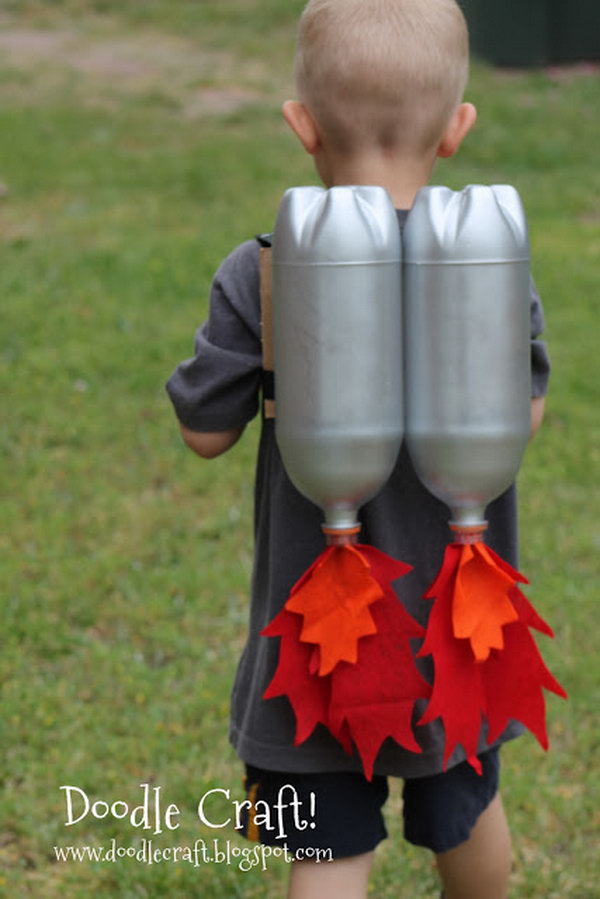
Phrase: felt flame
[
  {"left": 451, "top": 542, "right": 518, "bottom": 661},
  {"left": 418, "top": 541, "right": 567, "bottom": 774},
  {"left": 262, "top": 544, "right": 431, "bottom": 779},
  {"left": 285, "top": 545, "right": 383, "bottom": 675}
]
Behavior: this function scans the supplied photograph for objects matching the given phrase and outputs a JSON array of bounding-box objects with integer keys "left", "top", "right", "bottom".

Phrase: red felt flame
[
  {"left": 262, "top": 607, "right": 331, "bottom": 746},
  {"left": 418, "top": 542, "right": 567, "bottom": 773},
  {"left": 327, "top": 546, "right": 431, "bottom": 779},
  {"left": 261, "top": 545, "right": 429, "bottom": 779}
]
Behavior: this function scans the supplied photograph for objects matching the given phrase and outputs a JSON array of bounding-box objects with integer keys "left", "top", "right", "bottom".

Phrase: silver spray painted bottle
[
  {"left": 272, "top": 186, "right": 403, "bottom": 538},
  {"left": 403, "top": 185, "right": 531, "bottom": 531}
]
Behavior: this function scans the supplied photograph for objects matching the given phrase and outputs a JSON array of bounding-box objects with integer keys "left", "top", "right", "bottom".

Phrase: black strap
[
  {"left": 256, "top": 232, "right": 273, "bottom": 248},
  {"left": 261, "top": 369, "right": 275, "bottom": 402}
]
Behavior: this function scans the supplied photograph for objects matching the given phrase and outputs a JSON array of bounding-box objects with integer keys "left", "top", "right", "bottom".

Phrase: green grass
[{"left": 1, "top": 3, "right": 598, "bottom": 896}]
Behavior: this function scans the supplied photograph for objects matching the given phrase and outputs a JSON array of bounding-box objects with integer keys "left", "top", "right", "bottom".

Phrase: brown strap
[
  {"left": 259, "top": 246, "right": 276, "bottom": 419},
  {"left": 244, "top": 781, "right": 260, "bottom": 842}
]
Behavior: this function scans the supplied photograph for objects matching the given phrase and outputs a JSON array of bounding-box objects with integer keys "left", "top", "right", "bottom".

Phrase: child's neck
[{"left": 320, "top": 150, "right": 435, "bottom": 210}]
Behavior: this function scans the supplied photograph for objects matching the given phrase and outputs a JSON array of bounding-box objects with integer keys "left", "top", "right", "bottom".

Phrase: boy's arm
[
  {"left": 166, "top": 240, "right": 263, "bottom": 453},
  {"left": 530, "top": 396, "right": 545, "bottom": 439}
]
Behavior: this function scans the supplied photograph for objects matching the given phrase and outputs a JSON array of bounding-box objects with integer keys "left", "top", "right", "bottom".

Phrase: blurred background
[{"left": 1, "top": 2, "right": 598, "bottom": 896}]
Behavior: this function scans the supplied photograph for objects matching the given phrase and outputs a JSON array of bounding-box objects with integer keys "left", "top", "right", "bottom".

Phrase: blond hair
[{"left": 295, "top": 0, "right": 469, "bottom": 154}]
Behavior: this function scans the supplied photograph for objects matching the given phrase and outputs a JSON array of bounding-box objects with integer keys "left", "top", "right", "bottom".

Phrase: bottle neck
[
  {"left": 321, "top": 524, "right": 361, "bottom": 546},
  {"left": 449, "top": 522, "right": 488, "bottom": 545}
]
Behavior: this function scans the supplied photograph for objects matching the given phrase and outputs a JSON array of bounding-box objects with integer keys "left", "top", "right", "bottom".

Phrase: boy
[{"left": 166, "top": 1, "right": 549, "bottom": 896}]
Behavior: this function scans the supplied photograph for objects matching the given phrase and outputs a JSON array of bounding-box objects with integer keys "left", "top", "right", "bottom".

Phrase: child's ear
[
  {"left": 437, "top": 102, "right": 477, "bottom": 159},
  {"left": 282, "top": 100, "right": 321, "bottom": 155}
]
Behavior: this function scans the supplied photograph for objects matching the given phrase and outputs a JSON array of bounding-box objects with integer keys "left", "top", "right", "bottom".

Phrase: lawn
[{"left": 1, "top": 2, "right": 598, "bottom": 896}]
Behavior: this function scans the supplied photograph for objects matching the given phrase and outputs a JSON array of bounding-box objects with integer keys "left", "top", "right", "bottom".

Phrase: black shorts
[{"left": 239, "top": 748, "right": 500, "bottom": 858}]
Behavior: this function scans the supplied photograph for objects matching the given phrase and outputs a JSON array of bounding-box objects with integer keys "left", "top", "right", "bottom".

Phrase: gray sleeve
[
  {"left": 529, "top": 275, "right": 550, "bottom": 398},
  {"left": 165, "top": 240, "right": 263, "bottom": 431}
]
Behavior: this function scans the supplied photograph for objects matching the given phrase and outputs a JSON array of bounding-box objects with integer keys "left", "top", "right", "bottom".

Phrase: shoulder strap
[{"left": 258, "top": 238, "right": 276, "bottom": 419}]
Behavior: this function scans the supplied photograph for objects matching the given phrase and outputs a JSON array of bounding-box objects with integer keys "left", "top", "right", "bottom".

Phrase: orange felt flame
[
  {"left": 285, "top": 545, "right": 384, "bottom": 675},
  {"left": 452, "top": 543, "right": 519, "bottom": 662}
]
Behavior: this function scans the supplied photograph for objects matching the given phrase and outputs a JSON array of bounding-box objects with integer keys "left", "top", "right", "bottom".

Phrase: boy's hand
[{"left": 179, "top": 424, "right": 244, "bottom": 458}]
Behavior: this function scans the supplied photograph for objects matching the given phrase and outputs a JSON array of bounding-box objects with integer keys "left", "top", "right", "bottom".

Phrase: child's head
[{"left": 288, "top": 0, "right": 471, "bottom": 161}]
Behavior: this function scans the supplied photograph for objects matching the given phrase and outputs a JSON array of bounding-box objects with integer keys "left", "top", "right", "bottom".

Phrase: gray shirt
[{"left": 166, "top": 213, "right": 550, "bottom": 778}]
